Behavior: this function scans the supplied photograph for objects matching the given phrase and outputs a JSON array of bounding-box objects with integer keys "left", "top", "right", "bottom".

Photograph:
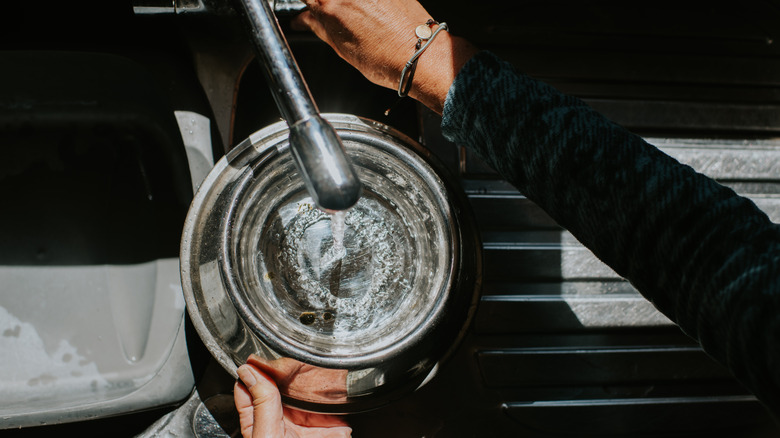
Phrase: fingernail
[{"left": 237, "top": 365, "right": 257, "bottom": 387}]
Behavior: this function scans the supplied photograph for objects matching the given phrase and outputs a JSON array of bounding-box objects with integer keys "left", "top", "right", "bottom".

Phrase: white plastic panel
[{"left": 0, "top": 258, "right": 193, "bottom": 427}]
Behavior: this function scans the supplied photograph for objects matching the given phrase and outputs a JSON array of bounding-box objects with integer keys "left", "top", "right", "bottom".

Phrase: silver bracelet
[
  {"left": 386, "top": 20, "right": 449, "bottom": 116},
  {"left": 397, "top": 20, "right": 449, "bottom": 97}
]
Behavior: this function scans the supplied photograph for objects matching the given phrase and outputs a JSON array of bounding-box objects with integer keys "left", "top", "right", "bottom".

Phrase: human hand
[
  {"left": 292, "top": 0, "right": 478, "bottom": 114},
  {"left": 234, "top": 355, "right": 352, "bottom": 437}
]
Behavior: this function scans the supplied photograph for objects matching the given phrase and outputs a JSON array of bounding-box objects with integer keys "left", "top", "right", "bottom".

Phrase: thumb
[{"left": 235, "top": 364, "right": 287, "bottom": 438}]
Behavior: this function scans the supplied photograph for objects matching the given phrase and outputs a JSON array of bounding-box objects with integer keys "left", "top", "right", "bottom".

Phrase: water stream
[{"left": 272, "top": 198, "right": 411, "bottom": 333}]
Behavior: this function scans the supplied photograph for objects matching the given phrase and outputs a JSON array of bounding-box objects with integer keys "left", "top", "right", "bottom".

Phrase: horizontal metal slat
[
  {"left": 589, "top": 99, "right": 780, "bottom": 133},
  {"left": 481, "top": 280, "right": 637, "bottom": 296},
  {"left": 503, "top": 396, "right": 773, "bottom": 437},
  {"left": 475, "top": 294, "right": 672, "bottom": 334},
  {"left": 469, "top": 192, "right": 780, "bottom": 230},
  {"left": 482, "top": 245, "right": 619, "bottom": 281},
  {"left": 651, "top": 138, "right": 780, "bottom": 179},
  {"left": 511, "top": 50, "right": 780, "bottom": 87},
  {"left": 467, "top": 196, "right": 558, "bottom": 230},
  {"left": 462, "top": 137, "right": 780, "bottom": 191},
  {"left": 477, "top": 346, "right": 730, "bottom": 387}
]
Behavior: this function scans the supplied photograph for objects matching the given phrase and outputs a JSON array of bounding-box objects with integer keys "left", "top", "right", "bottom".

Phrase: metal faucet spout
[
  {"left": 233, "top": 0, "right": 362, "bottom": 211},
  {"left": 289, "top": 116, "right": 362, "bottom": 211}
]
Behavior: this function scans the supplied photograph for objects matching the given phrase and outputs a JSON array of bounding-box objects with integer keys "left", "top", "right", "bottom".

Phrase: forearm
[
  {"left": 442, "top": 51, "right": 780, "bottom": 414},
  {"left": 293, "top": 0, "right": 780, "bottom": 415}
]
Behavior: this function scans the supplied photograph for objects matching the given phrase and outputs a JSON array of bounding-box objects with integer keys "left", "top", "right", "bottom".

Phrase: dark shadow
[
  {"left": 232, "top": 34, "right": 420, "bottom": 148},
  {"left": 0, "top": 52, "right": 192, "bottom": 266}
]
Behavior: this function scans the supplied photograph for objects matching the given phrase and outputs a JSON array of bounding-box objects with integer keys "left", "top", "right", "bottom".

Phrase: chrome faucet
[{"left": 233, "top": 0, "right": 362, "bottom": 211}]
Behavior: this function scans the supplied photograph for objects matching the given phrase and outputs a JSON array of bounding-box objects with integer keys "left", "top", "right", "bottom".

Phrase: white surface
[{"left": 0, "top": 259, "right": 193, "bottom": 427}]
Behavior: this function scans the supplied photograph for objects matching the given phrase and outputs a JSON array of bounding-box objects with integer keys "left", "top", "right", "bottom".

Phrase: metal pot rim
[
  {"left": 217, "top": 130, "right": 461, "bottom": 369},
  {"left": 180, "top": 114, "right": 482, "bottom": 411}
]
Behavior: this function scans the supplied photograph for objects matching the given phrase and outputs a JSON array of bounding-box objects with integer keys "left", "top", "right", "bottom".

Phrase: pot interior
[{"left": 222, "top": 129, "right": 457, "bottom": 366}]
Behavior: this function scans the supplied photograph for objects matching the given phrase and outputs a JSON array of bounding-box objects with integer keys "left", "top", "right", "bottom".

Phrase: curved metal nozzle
[
  {"left": 288, "top": 116, "right": 362, "bottom": 212},
  {"left": 234, "top": 0, "right": 362, "bottom": 211}
]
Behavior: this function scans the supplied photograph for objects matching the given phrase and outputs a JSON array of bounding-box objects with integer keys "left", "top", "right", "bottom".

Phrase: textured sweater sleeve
[{"left": 441, "top": 51, "right": 780, "bottom": 415}]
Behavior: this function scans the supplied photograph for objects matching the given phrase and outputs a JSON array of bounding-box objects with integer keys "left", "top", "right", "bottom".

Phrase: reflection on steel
[
  {"left": 132, "top": 0, "right": 205, "bottom": 14},
  {"left": 136, "top": 390, "right": 235, "bottom": 438},
  {"left": 132, "top": 0, "right": 306, "bottom": 14},
  {"left": 233, "top": 0, "right": 361, "bottom": 211},
  {"left": 272, "top": 0, "right": 307, "bottom": 13}
]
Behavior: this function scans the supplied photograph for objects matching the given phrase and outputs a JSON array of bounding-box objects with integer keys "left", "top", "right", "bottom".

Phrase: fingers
[
  {"left": 285, "top": 408, "right": 350, "bottom": 428},
  {"left": 233, "top": 380, "right": 256, "bottom": 437},
  {"left": 246, "top": 354, "right": 305, "bottom": 388},
  {"left": 235, "top": 364, "right": 287, "bottom": 438},
  {"left": 235, "top": 358, "right": 353, "bottom": 437}
]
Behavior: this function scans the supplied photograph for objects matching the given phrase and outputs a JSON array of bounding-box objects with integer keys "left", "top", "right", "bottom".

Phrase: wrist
[{"left": 408, "top": 32, "right": 478, "bottom": 115}]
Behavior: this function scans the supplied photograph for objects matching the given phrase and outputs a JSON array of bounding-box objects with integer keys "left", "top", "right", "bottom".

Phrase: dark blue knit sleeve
[{"left": 441, "top": 51, "right": 780, "bottom": 415}]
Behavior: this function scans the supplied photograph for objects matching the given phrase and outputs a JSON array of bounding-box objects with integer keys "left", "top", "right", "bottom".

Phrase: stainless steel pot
[{"left": 180, "top": 113, "right": 481, "bottom": 413}]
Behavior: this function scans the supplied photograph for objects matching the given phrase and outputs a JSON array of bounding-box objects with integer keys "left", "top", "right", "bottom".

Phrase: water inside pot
[
  {"left": 227, "top": 136, "right": 454, "bottom": 360},
  {"left": 264, "top": 195, "right": 414, "bottom": 333}
]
